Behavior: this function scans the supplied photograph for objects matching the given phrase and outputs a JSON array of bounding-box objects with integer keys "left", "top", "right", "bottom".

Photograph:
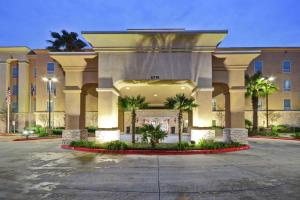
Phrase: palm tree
[
  {"left": 46, "top": 30, "right": 87, "bottom": 51},
  {"left": 245, "top": 72, "right": 278, "bottom": 133},
  {"left": 262, "top": 77, "right": 278, "bottom": 128},
  {"left": 165, "top": 94, "right": 198, "bottom": 143},
  {"left": 118, "top": 95, "right": 148, "bottom": 143}
]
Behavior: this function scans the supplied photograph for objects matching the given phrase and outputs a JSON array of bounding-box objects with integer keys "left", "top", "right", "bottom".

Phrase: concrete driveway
[{"left": 0, "top": 138, "right": 299, "bottom": 200}]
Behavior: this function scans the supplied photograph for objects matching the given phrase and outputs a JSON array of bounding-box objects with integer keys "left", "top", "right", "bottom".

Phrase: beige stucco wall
[
  {"left": 98, "top": 52, "right": 213, "bottom": 88},
  {"left": 246, "top": 50, "right": 300, "bottom": 111}
]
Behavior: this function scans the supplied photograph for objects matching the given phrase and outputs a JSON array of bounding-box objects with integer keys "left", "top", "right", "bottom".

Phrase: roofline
[
  {"left": 214, "top": 50, "right": 261, "bottom": 54},
  {"left": 82, "top": 30, "right": 228, "bottom": 34},
  {"left": 49, "top": 51, "right": 96, "bottom": 55}
]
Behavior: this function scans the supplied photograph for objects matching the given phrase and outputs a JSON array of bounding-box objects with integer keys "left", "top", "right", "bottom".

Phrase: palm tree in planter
[
  {"left": 47, "top": 30, "right": 87, "bottom": 51},
  {"left": 165, "top": 94, "right": 198, "bottom": 143},
  {"left": 140, "top": 124, "right": 168, "bottom": 148},
  {"left": 118, "top": 95, "right": 148, "bottom": 143},
  {"left": 245, "top": 72, "right": 278, "bottom": 134}
]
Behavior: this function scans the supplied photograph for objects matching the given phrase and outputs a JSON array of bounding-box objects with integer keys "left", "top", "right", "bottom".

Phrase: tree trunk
[
  {"left": 131, "top": 109, "right": 136, "bottom": 143},
  {"left": 252, "top": 96, "right": 259, "bottom": 134},
  {"left": 178, "top": 110, "right": 183, "bottom": 143}
]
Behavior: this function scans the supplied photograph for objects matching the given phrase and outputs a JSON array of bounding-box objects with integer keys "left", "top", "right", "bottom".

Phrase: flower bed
[{"left": 61, "top": 140, "right": 250, "bottom": 155}]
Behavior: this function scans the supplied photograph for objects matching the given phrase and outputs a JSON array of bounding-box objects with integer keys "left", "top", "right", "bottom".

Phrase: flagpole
[
  {"left": 6, "top": 87, "right": 11, "bottom": 134},
  {"left": 29, "top": 87, "right": 32, "bottom": 129},
  {"left": 7, "top": 103, "right": 10, "bottom": 133}
]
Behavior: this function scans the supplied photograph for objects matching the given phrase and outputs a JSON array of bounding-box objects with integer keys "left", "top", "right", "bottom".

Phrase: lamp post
[
  {"left": 42, "top": 77, "right": 57, "bottom": 129},
  {"left": 266, "top": 76, "right": 275, "bottom": 128}
]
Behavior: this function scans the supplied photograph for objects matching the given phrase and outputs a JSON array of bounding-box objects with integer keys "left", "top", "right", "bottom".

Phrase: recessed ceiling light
[
  {"left": 125, "top": 87, "right": 130, "bottom": 90},
  {"left": 154, "top": 94, "right": 158, "bottom": 97},
  {"left": 181, "top": 86, "right": 185, "bottom": 90}
]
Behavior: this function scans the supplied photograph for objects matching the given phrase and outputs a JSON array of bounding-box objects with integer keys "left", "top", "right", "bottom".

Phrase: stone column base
[
  {"left": 95, "top": 129, "right": 120, "bottom": 143},
  {"left": 223, "top": 128, "right": 248, "bottom": 144},
  {"left": 191, "top": 128, "right": 215, "bottom": 143},
  {"left": 62, "top": 129, "right": 88, "bottom": 145}
]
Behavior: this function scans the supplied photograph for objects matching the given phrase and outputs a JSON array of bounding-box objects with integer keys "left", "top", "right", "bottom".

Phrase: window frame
[
  {"left": 47, "top": 62, "right": 56, "bottom": 74},
  {"left": 283, "top": 99, "right": 291, "bottom": 111},
  {"left": 253, "top": 61, "right": 263, "bottom": 73},
  {"left": 12, "top": 85, "right": 18, "bottom": 96},
  {"left": 283, "top": 80, "right": 291, "bottom": 91},
  {"left": 12, "top": 67, "right": 18, "bottom": 78},
  {"left": 282, "top": 60, "right": 291, "bottom": 73}
]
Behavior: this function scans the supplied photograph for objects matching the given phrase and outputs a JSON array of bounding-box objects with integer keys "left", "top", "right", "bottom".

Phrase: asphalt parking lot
[{"left": 0, "top": 138, "right": 299, "bottom": 200}]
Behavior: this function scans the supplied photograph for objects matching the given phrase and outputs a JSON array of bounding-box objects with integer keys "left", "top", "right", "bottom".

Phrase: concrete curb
[
  {"left": 61, "top": 144, "right": 251, "bottom": 155},
  {"left": 13, "top": 137, "right": 61, "bottom": 141},
  {"left": 250, "top": 136, "right": 300, "bottom": 142}
]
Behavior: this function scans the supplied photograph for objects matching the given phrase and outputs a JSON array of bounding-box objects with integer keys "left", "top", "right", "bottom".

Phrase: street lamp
[
  {"left": 42, "top": 76, "right": 58, "bottom": 129},
  {"left": 266, "top": 76, "right": 275, "bottom": 128}
]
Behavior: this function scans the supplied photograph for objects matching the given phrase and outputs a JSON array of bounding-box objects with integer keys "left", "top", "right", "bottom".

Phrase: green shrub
[
  {"left": 197, "top": 139, "right": 242, "bottom": 150},
  {"left": 70, "top": 140, "right": 104, "bottom": 149},
  {"left": 245, "top": 119, "right": 252, "bottom": 129},
  {"left": 292, "top": 133, "right": 300, "bottom": 139},
  {"left": 177, "top": 142, "right": 190, "bottom": 150},
  {"left": 106, "top": 141, "right": 128, "bottom": 150},
  {"left": 87, "top": 126, "right": 97, "bottom": 133},
  {"left": 38, "top": 132, "right": 48, "bottom": 137},
  {"left": 52, "top": 128, "right": 63, "bottom": 135},
  {"left": 258, "top": 131, "right": 280, "bottom": 137},
  {"left": 69, "top": 140, "right": 243, "bottom": 150},
  {"left": 271, "top": 125, "right": 290, "bottom": 133}
]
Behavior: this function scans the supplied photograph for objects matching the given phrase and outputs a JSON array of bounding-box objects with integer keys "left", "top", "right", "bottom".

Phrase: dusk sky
[{"left": 0, "top": 0, "right": 299, "bottom": 48}]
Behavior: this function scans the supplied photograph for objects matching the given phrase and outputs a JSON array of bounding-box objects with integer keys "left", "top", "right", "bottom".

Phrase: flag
[{"left": 5, "top": 87, "right": 11, "bottom": 105}]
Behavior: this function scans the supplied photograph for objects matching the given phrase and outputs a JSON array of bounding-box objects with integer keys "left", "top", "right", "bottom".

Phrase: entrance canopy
[{"left": 82, "top": 29, "right": 228, "bottom": 51}]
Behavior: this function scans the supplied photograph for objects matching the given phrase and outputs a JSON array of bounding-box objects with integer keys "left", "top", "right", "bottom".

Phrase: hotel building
[{"left": 0, "top": 29, "right": 299, "bottom": 144}]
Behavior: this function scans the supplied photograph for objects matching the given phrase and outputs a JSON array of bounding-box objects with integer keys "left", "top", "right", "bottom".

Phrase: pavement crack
[{"left": 157, "top": 155, "right": 161, "bottom": 200}]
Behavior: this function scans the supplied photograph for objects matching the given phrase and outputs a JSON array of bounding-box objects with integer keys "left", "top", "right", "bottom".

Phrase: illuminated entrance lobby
[{"left": 47, "top": 29, "right": 260, "bottom": 144}]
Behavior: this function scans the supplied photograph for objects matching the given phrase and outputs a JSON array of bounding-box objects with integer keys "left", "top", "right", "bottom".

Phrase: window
[
  {"left": 47, "top": 100, "right": 54, "bottom": 112},
  {"left": 12, "top": 85, "right": 18, "bottom": 96},
  {"left": 254, "top": 61, "right": 263, "bottom": 73},
  {"left": 47, "top": 62, "right": 55, "bottom": 74},
  {"left": 12, "top": 102, "right": 18, "bottom": 113},
  {"left": 12, "top": 67, "right": 18, "bottom": 78},
  {"left": 212, "top": 99, "right": 217, "bottom": 111},
  {"left": 284, "top": 99, "right": 291, "bottom": 110},
  {"left": 47, "top": 82, "right": 56, "bottom": 94},
  {"left": 282, "top": 61, "right": 291, "bottom": 73},
  {"left": 283, "top": 80, "right": 291, "bottom": 91}
]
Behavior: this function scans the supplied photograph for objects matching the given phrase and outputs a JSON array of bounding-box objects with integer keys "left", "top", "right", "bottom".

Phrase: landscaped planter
[{"left": 61, "top": 144, "right": 250, "bottom": 155}]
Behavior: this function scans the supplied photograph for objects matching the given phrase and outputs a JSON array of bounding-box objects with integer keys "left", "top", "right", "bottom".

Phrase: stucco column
[
  {"left": 192, "top": 88, "right": 213, "bottom": 127},
  {"left": 191, "top": 88, "right": 215, "bottom": 142},
  {"left": 17, "top": 61, "right": 30, "bottom": 130},
  {"left": 50, "top": 53, "right": 96, "bottom": 144},
  {"left": 223, "top": 69, "right": 248, "bottom": 144},
  {"left": 225, "top": 89, "right": 246, "bottom": 128},
  {"left": 0, "top": 61, "right": 10, "bottom": 107},
  {"left": 64, "top": 89, "right": 85, "bottom": 129},
  {"left": 95, "top": 88, "right": 120, "bottom": 143}
]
